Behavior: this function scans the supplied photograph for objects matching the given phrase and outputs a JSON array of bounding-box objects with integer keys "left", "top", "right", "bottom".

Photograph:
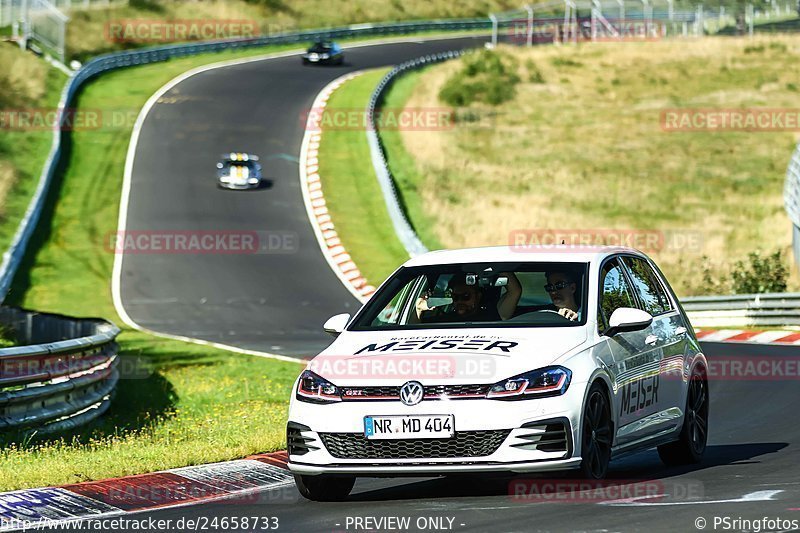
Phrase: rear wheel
[
  {"left": 658, "top": 368, "right": 709, "bottom": 466},
  {"left": 579, "top": 383, "right": 613, "bottom": 479},
  {"left": 294, "top": 474, "right": 355, "bottom": 501}
]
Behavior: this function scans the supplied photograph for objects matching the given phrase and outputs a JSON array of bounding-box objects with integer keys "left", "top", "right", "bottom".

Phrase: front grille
[
  {"left": 319, "top": 430, "right": 510, "bottom": 459},
  {"left": 425, "top": 384, "right": 491, "bottom": 397},
  {"left": 340, "top": 384, "right": 491, "bottom": 400}
]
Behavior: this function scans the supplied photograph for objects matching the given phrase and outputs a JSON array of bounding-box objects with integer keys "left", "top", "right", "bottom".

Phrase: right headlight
[
  {"left": 487, "top": 366, "right": 572, "bottom": 399},
  {"left": 296, "top": 370, "right": 342, "bottom": 404}
]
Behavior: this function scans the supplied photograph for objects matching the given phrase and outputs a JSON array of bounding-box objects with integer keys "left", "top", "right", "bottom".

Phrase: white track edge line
[{"left": 110, "top": 35, "right": 483, "bottom": 363}]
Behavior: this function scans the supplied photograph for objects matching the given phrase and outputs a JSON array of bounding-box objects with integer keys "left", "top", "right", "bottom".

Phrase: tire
[
  {"left": 294, "top": 474, "right": 355, "bottom": 501},
  {"left": 579, "top": 382, "right": 613, "bottom": 479},
  {"left": 658, "top": 368, "right": 709, "bottom": 466}
]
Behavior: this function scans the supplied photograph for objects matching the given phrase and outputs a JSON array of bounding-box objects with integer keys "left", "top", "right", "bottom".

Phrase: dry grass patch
[{"left": 396, "top": 36, "right": 800, "bottom": 294}]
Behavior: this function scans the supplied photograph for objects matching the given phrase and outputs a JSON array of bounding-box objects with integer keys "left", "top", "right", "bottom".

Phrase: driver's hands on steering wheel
[{"left": 558, "top": 307, "right": 579, "bottom": 321}]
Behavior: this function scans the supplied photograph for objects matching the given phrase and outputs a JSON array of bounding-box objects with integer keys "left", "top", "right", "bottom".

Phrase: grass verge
[
  {"left": 381, "top": 36, "right": 800, "bottom": 295},
  {"left": 0, "top": 43, "right": 356, "bottom": 492},
  {"left": 0, "top": 44, "right": 68, "bottom": 263},
  {"left": 62, "top": 0, "right": 505, "bottom": 61},
  {"left": 317, "top": 69, "right": 410, "bottom": 286}
]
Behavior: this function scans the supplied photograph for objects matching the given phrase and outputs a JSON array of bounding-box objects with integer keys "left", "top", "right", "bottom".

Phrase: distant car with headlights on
[
  {"left": 302, "top": 41, "right": 344, "bottom": 65},
  {"left": 217, "top": 153, "right": 262, "bottom": 190},
  {"left": 287, "top": 245, "right": 709, "bottom": 501}
]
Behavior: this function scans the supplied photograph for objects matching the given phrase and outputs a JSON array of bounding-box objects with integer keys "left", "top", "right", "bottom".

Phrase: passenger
[{"left": 544, "top": 270, "right": 581, "bottom": 321}]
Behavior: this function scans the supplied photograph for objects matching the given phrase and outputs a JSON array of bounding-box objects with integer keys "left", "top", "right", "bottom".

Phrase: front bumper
[
  {"left": 218, "top": 181, "right": 258, "bottom": 190},
  {"left": 287, "top": 382, "right": 587, "bottom": 476}
]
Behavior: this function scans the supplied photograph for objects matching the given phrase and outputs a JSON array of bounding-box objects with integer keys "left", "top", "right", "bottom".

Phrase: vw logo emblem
[{"left": 399, "top": 381, "right": 424, "bottom": 406}]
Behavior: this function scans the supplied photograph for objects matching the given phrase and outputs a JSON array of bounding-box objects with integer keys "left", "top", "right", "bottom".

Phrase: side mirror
[
  {"left": 323, "top": 313, "right": 351, "bottom": 337},
  {"left": 604, "top": 307, "right": 653, "bottom": 337}
]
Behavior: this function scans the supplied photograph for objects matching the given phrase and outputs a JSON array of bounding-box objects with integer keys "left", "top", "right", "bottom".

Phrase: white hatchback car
[{"left": 287, "top": 246, "right": 709, "bottom": 501}]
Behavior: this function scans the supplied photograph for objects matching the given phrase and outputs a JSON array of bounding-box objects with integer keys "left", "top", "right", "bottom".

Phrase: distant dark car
[
  {"left": 302, "top": 41, "right": 344, "bottom": 65},
  {"left": 216, "top": 153, "right": 262, "bottom": 190}
]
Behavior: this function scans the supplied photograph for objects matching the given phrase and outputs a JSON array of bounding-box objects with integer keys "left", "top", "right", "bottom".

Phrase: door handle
[
  {"left": 675, "top": 327, "right": 687, "bottom": 336},
  {"left": 645, "top": 334, "right": 659, "bottom": 346}
]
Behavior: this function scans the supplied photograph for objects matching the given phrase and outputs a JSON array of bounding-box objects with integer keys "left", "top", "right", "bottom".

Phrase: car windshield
[
  {"left": 222, "top": 161, "right": 254, "bottom": 170},
  {"left": 351, "top": 262, "right": 589, "bottom": 330},
  {"left": 309, "top": 42, "right": 333, "bottom": 52}
]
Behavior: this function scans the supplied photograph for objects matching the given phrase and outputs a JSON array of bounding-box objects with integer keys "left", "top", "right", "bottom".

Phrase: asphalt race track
[
  {"left": 72, "top": 341, "right": 797, "bottom": 532},
  {"left": 118, "top": 36, "right": 489, "bottom": 357},
  {"left": 115, "top": 36, "right": 800, "bottom": 532}
]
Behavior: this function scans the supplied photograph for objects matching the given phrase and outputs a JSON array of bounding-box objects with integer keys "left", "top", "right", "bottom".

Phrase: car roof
[{"left": 402, "top": 245, "right": 645, "bottom": 267}]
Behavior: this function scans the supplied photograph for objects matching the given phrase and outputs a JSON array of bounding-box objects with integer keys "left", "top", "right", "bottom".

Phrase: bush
[
  {"left": 439, "top": 49, "right": 520, "bottom": 107},
  {"left": 730, "top": 250, "right": 788, "bottom": 294},
  {"left": 679, "top": 249, "right": 789, "bottom": 296}
]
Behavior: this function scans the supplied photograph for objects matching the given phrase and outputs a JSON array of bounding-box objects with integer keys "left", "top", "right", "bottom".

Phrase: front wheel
[
  {"left": 294, "top": 474, "right": 355, "bottom": 501},
  {"left": 579, "top": 383, "right": 613, "bottom": 479},
  {"left": 658, "top": 368, "right": 709, "bottom": 466}
]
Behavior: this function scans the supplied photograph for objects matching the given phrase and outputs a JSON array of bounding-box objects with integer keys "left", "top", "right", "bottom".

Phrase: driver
[
  {"left": 544, "top": 270, "right": 581, "bottom": 321},
  {"left": 415, "top": 274, "right": 500, "bottom": 323}
]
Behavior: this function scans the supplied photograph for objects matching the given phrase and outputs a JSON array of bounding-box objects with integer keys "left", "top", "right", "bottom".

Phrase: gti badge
[{"left": 399, "top": 381, "right": 424, "bottom": 406}]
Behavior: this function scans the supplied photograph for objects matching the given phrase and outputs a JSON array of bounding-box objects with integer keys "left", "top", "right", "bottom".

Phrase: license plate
[{"left": 364, "top": 415, "right": 454, "bottom": 440}]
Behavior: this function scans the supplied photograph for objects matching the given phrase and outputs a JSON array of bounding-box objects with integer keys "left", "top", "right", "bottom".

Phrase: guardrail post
[{"left": 524, "top": 4, "right": 534, "bottom": 46}]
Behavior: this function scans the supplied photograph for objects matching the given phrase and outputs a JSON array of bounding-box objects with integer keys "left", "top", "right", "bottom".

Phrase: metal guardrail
[
  {"left": 365, "top": 51, "right": 470, "bottom": 257},
  {"left": 681, "top": 293, "right": 800, "bottom": 327},
  {"left": 0, "top": 19, "right": 493, "bottom": 302},
  {"left": 0, "top": 307, "right": 119, "bottom": 434}
]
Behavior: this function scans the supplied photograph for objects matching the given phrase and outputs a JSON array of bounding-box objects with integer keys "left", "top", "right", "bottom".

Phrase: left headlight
[
  {"left": 487, "top": 366, "right": 572, "bottom": 399},
  {"left": 296, "top": 370, "right": 342, "bottom": 404}
]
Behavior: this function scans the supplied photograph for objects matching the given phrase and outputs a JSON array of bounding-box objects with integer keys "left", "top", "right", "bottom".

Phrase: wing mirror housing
[
  {"left": 323, "top": 313, "right": 351, "bottom": 337},
  {"left": 604, "top": 307, "right": 653, "bottom": 337}
]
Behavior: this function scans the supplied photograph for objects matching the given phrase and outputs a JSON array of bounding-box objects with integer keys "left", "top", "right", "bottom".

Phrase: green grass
[
  {"left": 317, "top": 69, "right": 411, "bottom": 286},
  {"left": 0, "top": 54, "right": 68, "bottom": 264},
  {"left": 61, "top": 0, "right": 507, "bottom": 61},
  {"left": 379, "top": 69, "right": 447, "bottom": 252},
  {"left": 376, "top": 37, "right": 800, "bottom": 295},
  {"left": 0, "top": 44, "right": 343, "bottom": 491}
]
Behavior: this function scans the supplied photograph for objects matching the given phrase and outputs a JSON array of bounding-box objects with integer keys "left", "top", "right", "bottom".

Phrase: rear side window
[
  {"left": 622, "top": 256, "right": 671, "bottom": 316},
  {"left": 599, "top": 259, "right": 636, "bottom": 331}
]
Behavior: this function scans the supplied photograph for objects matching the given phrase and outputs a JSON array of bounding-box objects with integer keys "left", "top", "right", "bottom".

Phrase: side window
[
  {"left": 622, "top": 257, "right": 671, "bottom": 316},
  {"left": 599, "top": 259, "right": 636, "bottom": 331}
]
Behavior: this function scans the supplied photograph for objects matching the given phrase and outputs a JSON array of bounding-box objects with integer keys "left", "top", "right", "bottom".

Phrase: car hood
[{"left": 308, "top": 328, "right": 589, "bottom": 386}]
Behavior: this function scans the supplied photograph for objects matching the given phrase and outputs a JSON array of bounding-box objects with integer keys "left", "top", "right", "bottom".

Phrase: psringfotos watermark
[
  {"left": 509, "top": 478, "right": 704, "bottom": 503},
  {"left": 695, "top": 516, "right": 800, "bottom": 531},
  {"left": 105, "top": 230, "right": 298, "bottom": 255},
  {"left": 508, "top": 228, "right": 704, "bottom": 254},
  {"left": 661, "top": 108, "right": 800, "bottom": 132},
  {"left": 104, "top": 19, "right": 261, "bottom": 43}
]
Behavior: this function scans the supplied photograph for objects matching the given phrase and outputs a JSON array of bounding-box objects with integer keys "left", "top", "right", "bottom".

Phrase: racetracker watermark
[
  {"left": 661, "top": 108, "right": 800, "bottom": 132},
  {"left": 302, "top": 107, "right": 455, "bottom": 132},
  {"left": 509, "top": 478, "right": 704, "bottom": 503},
  {"left": 0, "top": 108, "right": 140, "bottom": 131},
  {"left": 508, "top": 228, "right": 704, "bottom": 254},
  {"left": 307, "top": 354, "right": 496, "bottom": 381},
  {"left": 664, "top": 355, "right": 800, "bottom": 381},
  {"left": 104, "top": 19, "right": 259, "bottom": 43},
  {"left": 507, "top": 18, "right": 664, "bottom": 43},
  {"left": 105, "top": 230, "right": 298, "bottom": 255}
]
